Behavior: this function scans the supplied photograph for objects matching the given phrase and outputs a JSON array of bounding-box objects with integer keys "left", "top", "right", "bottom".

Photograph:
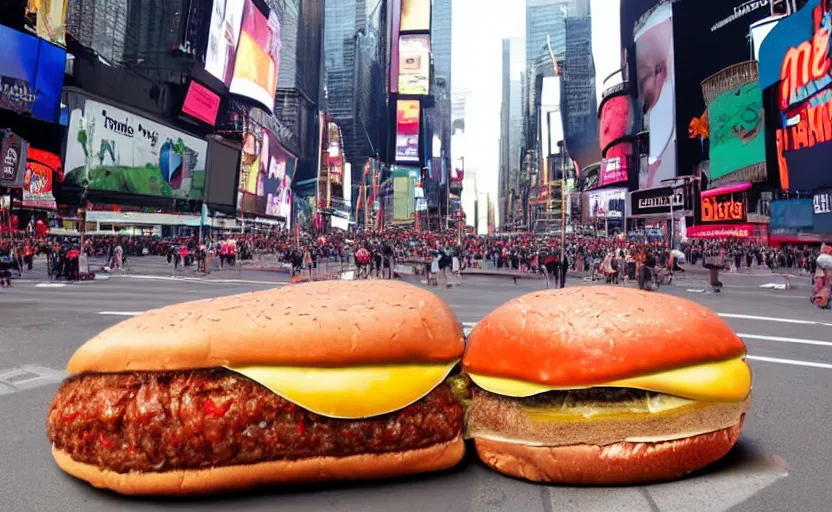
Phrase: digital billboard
[
  {"left": 23, "top": 147, "right": 60, "bottom": 209},
  {"left": 760, "top": 0, "right": 832, "bottom": 192},
  {"left": 182, "top": 81, "right": 221, "bottom": 126},
  {"left": 238, "top": 127, "right": 263, "bottom": 214},
  {"left": 588, "top": 187, "right": 627, "bottom": 218},
  {"left": 204, "top": 0, "right": 245, "bottom": 87},
  {"left": 229, "top": 0, "right": 280, "bottom": 112},
  {"left": 599, "top": 95, "right": 634, "bottom": 187},
  {"left": 26, "top": 0, "right": 69, "bottom": 46},
  {"left": 395, "top": 100, "right": 420, "bottom": 163},
  {"left": 398, "top": 34, "right": 430, "bottom": 95},
  {"left": 400, "top": 0, "right": 430, "bottom": 32},
  {"left": 707, "top": 74, "right": 766, "bottom": 183},
  {"left": 814, "top": 188, "right": 832, "bottom": 232},
  {"left": 0, "top": 24, "right": 67, "bottom": 124},
  {"left": 699, "top": 182, "right": 751, "bottom": 224},
  {"left": 770, "top": 199, "right": 813, "bottom": 231},
  {"left": 261, "top": 130, "right": 295, "bottom": 220},
  {"left": 0, "top": 131, "right": 28, "bottom": 188},
  {"left": 630, "top": 185, "right": 691, "bottom": 217},
  {"left": 635, "top": 2, "right": 676, "bottom": 188},
  {"left": 204, "top": 139, "right": 241, "bottom": 211},
  {"left": 673, "top": 0, "right": 769, "bottom": 183},
  {"left": 63, "top": 96, "right": 207, "bottom": 200}
]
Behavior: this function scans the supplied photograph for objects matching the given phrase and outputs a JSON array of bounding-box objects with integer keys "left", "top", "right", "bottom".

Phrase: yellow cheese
[
  {"left": 227, "top": 361, "right": 459, "bottom": 419},
  {"left": 467, "top": 357, "right": 751, "bottom": 402}
]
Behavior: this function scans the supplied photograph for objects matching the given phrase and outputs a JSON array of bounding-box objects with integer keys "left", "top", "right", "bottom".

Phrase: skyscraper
[
  {"left": 561, "top": 13, "right": 600, "bottom": 169},
  {"left": 431, "top": 0, "right": 452, "bottom": 183},
  {"left": 525, "top": 0, "right": 571, "bottom": 65},
  {"left": 500, "top": 37, "right": 526, "bottom": 228}
]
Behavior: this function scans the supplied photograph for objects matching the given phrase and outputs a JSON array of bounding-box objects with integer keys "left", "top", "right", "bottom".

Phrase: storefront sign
[
  {"left": 701, "top": 192, "right": 747, "bottom": 223},
  {"left": 629, "top": 186, "right": 691, "bottom": 217},
  {"left": 587, "top": 188, "right": 627, "bottom": 219},
  {"left": 687, "top": 223, "right": 754, "bottom": 239},
  {"left": 814, "top": 189, "right": 832, "bottom": 214}
]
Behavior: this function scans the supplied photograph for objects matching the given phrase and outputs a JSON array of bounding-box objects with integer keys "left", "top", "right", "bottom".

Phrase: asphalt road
[{"left": 0, "top": 259, "right": 827, "bottom": 511}]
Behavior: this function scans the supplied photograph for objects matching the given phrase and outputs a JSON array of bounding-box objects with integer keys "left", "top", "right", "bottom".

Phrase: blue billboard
[
  {"left": 770, "top": 199, "right": 813, "bottom": 231},
  {"left": 0, "top": 24, "right": 66, "bottom": 124}
]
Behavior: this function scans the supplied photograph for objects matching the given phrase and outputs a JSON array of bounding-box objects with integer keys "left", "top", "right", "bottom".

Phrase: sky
[{"left": 450, "top": 0, "right": 621, "bottom": 226}]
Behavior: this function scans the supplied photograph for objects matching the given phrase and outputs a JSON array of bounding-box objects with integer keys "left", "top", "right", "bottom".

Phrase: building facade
[
  {"left": 499, "top": 37, "right": 526, "bottom": 229},
  {"left": 561, "top": 14, "right": 600, "bottom": 170}
]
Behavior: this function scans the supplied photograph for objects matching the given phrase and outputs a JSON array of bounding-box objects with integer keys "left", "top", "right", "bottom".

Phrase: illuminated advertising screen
[
  {"left": 635, "top": 2, "right": 676, "bottom": 189},
  {"left": 261, "top": 130, "right": 296, "bottom": 220},
  {"left": 63, "top": 97, "right": 207, "bottom": 200},
  {"left": 25, "top": 0, "right": 69, "bottom": 46},
  {"left": 229, "top": 0, "right": 280, "bottom": 112},
  {"left": 398, "top": 34, "right": 430, "bottom": 95},
  {"left": 238, "top": 128, "right": 262, "bottom": 213},
  {"left": 400, "top": 0, "right": 431, "bottom": 32},
  {"left": 599, "top": 95, "right": 634, "bottom": 187},
  {"left": 707, "top": 78, "right": 765, "bottom": 181},
  {"left": 0, "top": 25, "right": 66, "bottom": 124},
  {"left": 599, "top": 150, "right": 630, "bottom": 187},
  {"left": 182, "top": 81, "right": 221, "bottom": 126},
  {"left": 770, "top": 199, "right": 813, "bottom": 231},
  {"left": 699, "top": 183, "right": 751, "bottom": 224},
  {"left": 588, "top": 188, "right": 627, "bottom": 219},
  {"left": 23, "top": 147, "right": 60, "bottom": 209},
  {"left": 396, "top": 100, "right": 420, "bottom": 163},
  {"left": 204, "top": 0, "right": 245, "bottom": 87},
  {"left": 760, "top": 0, "right": 832, "bottom": 192},
  {"left": 672, "top": 0, "right": 769, "bottom": 183}
]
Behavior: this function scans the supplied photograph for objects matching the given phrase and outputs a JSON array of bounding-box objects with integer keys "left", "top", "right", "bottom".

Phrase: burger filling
[
  {"left": 466, "top": 386, "right": 750, "bottom": 447},
  {"left": 46, "top": 369, "right": 463, "bottom": 474}
]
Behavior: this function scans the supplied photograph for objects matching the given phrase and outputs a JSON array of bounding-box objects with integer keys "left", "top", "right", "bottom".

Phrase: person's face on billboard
[{"left": 637, "top": 19, "right": 672, "bottom": 113}]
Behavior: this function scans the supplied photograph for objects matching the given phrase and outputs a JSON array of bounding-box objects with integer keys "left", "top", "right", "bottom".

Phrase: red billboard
[
  {"left": 182, "top": 81, "right": 221, "bottom": 126},
  {"left": 599, "top": 95, "right": 634, "bottom": 187}
]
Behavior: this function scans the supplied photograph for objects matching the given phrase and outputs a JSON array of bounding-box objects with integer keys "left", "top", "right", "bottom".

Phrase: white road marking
[
  {"left": 719, "top": 313, "right": 832, "bottom": 327},
  {"left": 115, "top": 274, "right": 285, "bottom": 286},
  {"left": 35, "top": 283, "right": 66, "bottom": 288},
  {"left": 739, "top": 333, "right": 832, "bottom": 348},
  {"left": 98, "top": 311, "right": 144, "bottom": 316},
  {"left": 0, "top": 365, "right": 66, "bottom": 396},
  {"left": 747, "top": 355, "right": 832, "bottom": 370}
]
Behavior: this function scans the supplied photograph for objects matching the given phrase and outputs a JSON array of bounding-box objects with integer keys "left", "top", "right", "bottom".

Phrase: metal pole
[
  {"left": 560, "top": 151, "right": 566, "bottom": 266},
  {"left": 669, "top": 188, "right": 674, "bottom": 250}
]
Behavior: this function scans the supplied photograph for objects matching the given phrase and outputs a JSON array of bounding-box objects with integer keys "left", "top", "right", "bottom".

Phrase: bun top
[
  {"left": 68, "top": 280, "right": 464, "bottom": 374},
  {"left": 463, "top": 286, "right": 746, "bottom": 386}
]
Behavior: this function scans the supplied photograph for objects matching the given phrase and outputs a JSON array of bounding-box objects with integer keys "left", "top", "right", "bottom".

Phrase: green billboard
[{"left": 707, "top": 81, "right": 765, "bottom": 181}]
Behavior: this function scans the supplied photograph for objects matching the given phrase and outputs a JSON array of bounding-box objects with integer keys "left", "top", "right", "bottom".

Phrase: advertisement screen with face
[
  {"left": 229, "top": 0, "right": 279, "bottom": 112},
  {"left": 261, "top": 130, "right": 296, "bottom": 220},
  {"left": 635, "top": 2, "right": 676, "bottom": 189},
  {"left": 708, "top": 78, "right": 765, "bottom": 181},
  {"left": 588, "top": 188, "right": 627, "bottom": 219},
  {"left": 23, "top": 147, "right": 60, "bottom": 209},
  {"left": 396, "top": 100, "right": 420, "bottom": 163},
  {"left": 204, "top": 0, "right": 245, "bottom": 87},
  {"left": 63, "top": 97, "right": 208, "bottom": 200},
  {"left": 599, "top": 94, "right": 634, "bottom": 187},
  {"left": 399, "top": 34, "right": 430, "bottom": 95}
]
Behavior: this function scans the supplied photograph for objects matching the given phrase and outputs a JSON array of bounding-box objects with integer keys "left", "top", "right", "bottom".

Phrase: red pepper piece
[
  {"left": 62, "top": 412, "right": 80, "bottom": 423},
  {"left": 82, "top": 431, "right": 92, "bottom": 441},
  {"left": 296, "top": 421, "right": 306, "bottom": 435},
  {"left": 203, "top": 398, "right": 230, "bottom": 419},
  {"left": 99, "top": 433, "right": 115, "bottom": 449}
]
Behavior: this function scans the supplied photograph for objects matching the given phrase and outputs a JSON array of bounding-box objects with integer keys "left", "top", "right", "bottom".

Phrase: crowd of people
[{"left": 0, "top": 228, "right": 827, "bottom": 296}]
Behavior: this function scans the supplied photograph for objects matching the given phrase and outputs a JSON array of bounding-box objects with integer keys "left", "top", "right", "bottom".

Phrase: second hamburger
[{"left": 463, "top": 286, "right": 751, "bottom": 484}]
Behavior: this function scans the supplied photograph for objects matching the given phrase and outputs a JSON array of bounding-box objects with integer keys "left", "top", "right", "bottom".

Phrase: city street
[{"left": 0, "top": 263, "right": 827, "bottom": 511}]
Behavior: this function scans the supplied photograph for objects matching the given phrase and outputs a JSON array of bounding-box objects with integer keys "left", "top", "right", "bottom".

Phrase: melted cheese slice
[
  {"left": 227, "top": 361, "right": 459, "bottom": 419},
  {"left": 468, "top": 357, "right": 751, "bottom": 402}
]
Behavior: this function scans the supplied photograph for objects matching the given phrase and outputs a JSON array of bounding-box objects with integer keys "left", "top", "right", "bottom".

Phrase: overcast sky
[{"left": 451, "top": 0, "right": 621, "bottom": 224}]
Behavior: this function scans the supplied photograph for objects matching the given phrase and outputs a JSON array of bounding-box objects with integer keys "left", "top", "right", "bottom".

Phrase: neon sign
[
  {"left": 701, "top": 193, "right": 746, "bottom": 223},
  {"left": 779, "top": 0, "right": 832, "bottom": 114}
]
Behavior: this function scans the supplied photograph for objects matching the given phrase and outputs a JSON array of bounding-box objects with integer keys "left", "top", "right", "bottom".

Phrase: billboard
[
  {"left": 204, "top": 139, "right": 241, "bottom": 210},
  {"left": 204, "top": 0, "right": 246, "bottom": 87},
  {"left": 398, "top": 34, "right": 430, "bottom": 95},
  {"left": 400, "top": 0, "right": 431, "bottom": 32},
  {"left": 814, "top": 188, "right": 832, "bottom": 232},
  {"left": 630, "top": 185, "right": 691, "bottom": 217},
  {"left": 229, "top": 0, "right": 280, "bottom": 112},
  {"left": 0, "top": 25, "right": 67, "bottom": 124},
  {"left": 599, "top": 94, "right": 634, "bottom": 187},
  {"left": 395, "top": 100, "right": 420, "bottom": 163},
  {"left": 635, "top": 2, "right": 676, "bottom": 188},
  {"left": 700, "top": 183, "right": 750, "bottom": 224},
  {"left": 23, "top": 147, "right": 60, "bottom": 209},
  {"left": 770, "top": 199, "right": 813, "bottom": 230},
  {"left": 599, "top": 151, "right": 630, "bottom": 187},
  {"left": 687, "top": 224, "right": 754, "bottom": 238},
  {"left": 238, "top": 127, "right": 262, "bottom": 213},
  {"left": 760, "top": 0, "right": 832, "bottom": 192},
  {"left": 182, "top": 81, "right": 221, "bottom": 126},
  {"left": 261, "top": 130, "right": 295, "bottom": 220},
  {"left": 707, "top": 77, "right": 766, "bottom": 182},
  {"left": 588, "top": 187, "right": 627, "bottom": 218},
  {"left": 63, "top": 97, "right": 207, "bottom": 200},
  {"left": 26, "top": 0, "right": 69, "bottom": 46},
  {"left": 0, "top": 131, "right": 28, "bottom": 188},
  {"left": 673, "top": 0, "right": 769, "bottom": 182}
]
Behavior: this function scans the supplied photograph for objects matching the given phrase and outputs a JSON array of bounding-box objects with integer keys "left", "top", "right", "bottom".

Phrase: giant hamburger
[
  {"left": 462, "top": 286, "right": 751, "bottom": 484},
  {"left": 47, "top": 280, "right": 466, "bottom": 495}
]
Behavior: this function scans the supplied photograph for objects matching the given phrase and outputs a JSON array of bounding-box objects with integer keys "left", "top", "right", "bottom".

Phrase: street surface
[{"left": 0, "top": 257, "right": 826, "bottom": 511}]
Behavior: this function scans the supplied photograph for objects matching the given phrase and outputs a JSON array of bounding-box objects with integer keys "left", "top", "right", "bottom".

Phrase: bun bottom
[
  {"left": 473, "top": 419, "right": 744, "bottom": 485},
  {"left": 52, "top": 436, "right": 464, "bottom": 496}
]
